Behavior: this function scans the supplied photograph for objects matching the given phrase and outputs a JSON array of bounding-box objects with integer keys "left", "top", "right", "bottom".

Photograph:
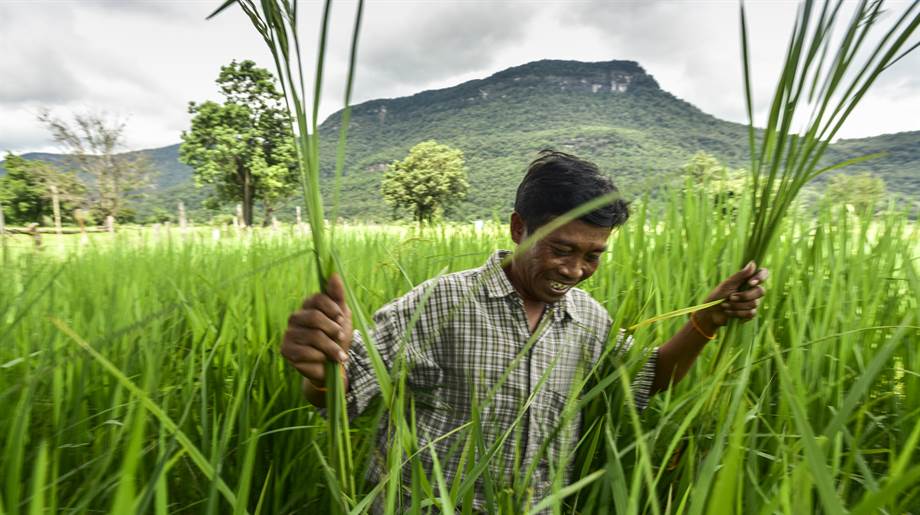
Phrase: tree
[
  {"left": 381, "top": 140, "right": 469, "bottom": 223},
  {"left": 0, "top": 153, "right": 84, "bottom": 225},
  {"left": 38, "top": 110, "right": 152, "bottom": 222},
  {"left": 680, "top": 151, "right": 747, "bottom": 217},
  {"left": 825, "top": 172, "right": 887, "bottom": 214},
  {"left": 0, "top": 154, "right": 47, "bottom": 224},
  {"left": 179, "top": 60, "right": 297, "bottom": 226},
  {"left": 682, "top": 150, "right": 728, "bottom": 184}
]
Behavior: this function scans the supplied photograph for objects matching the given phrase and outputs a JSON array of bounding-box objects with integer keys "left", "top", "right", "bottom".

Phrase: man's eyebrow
[
  {"left": 548, "top": 238, "right": 607, "bottom": 252},
  {"left": 546, "top": 237, "right": 574, "bottom": 247}
]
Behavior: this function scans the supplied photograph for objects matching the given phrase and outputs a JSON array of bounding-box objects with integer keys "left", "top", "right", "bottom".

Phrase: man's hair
[{"left": 514, "top": 149, "right": 629, "bottom": 232}]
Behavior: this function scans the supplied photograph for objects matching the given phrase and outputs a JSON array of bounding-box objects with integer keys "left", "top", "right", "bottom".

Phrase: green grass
[{"left": 1, "top": 180, "right": 918, "bottom": 513}]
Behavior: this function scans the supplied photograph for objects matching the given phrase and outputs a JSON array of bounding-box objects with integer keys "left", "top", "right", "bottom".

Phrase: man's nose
[{"left": 559, "top": 259, "right": 585, "bottom": 281}]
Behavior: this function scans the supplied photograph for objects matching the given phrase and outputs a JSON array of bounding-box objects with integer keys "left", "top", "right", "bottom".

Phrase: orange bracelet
[
  {"left": 690, "top": 312, "right": 717, "bottom": 340},
  {"left": 311, "top": 363, "right": 347, "bottom": 392}
]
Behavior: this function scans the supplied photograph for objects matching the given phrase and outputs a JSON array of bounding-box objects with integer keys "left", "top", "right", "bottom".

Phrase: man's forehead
[{"left": 544, "top": 220, "right": 612, "bottom": 247}]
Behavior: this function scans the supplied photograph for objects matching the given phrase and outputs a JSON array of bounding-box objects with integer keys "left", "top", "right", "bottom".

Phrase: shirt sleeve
[
  {"left": 631, "top": 345, "right": 658, "bottom": 412},
  {"left": 610, "top": 329, "right": 659, "bottom": 412},
  {"left": 341, "top": 279, "right": 439, "bottom": 419},
  {"left": 341, "top": 299, "right": 404, "bottom": 419}
]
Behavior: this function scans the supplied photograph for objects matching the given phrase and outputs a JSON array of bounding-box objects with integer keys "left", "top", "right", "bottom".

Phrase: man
[{"left": 281, "top": 150, "right": 768, "bottom": 510}]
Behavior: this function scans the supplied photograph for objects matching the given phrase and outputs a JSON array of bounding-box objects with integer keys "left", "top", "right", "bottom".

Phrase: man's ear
[{"left": 510, "top": 212, "right": 526, "bottom": 245}]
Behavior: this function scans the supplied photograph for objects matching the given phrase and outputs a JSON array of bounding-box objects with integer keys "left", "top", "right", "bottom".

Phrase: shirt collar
[
  {"left": 480, "top": 250, "right": 580, "bottom": 323},
  {"left": 481, "top": 250, "right": 517, "bottom": 298}
]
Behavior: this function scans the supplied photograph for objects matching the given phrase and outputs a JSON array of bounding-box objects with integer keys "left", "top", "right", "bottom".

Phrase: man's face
[{"left": 506, "top": 213, "right": 612, "bottom": 304}]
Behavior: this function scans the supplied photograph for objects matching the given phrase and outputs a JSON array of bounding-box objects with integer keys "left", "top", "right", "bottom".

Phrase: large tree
[
  {"left": 381, "top": 140, "right": 469, "bottom": 224},
  {"left": 0, "top": 153, "right": 84, "bottom": 225},
  {"left": 179, "top": 60, "right": 297, "bottom": 226},
  {"left": 38, "top": 110, "right": 152, "bottom": 222}
]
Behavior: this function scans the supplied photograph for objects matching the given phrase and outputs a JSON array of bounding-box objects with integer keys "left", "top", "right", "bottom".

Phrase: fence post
[
  {"left": 236, "top": 203, "right": 245, "bottom": 228},
  {"left": 178, "top": 201, "right": 187, "bottom": 231},
  {"left": 51, "top": 185, "right": 62, "bottom": 236},
  {"left": 296, "top": 206, "right": 307, "bottom": 235},
  {"left": 74, "top": 208, "right": 88, "bottom": 247},
  {"left": 106, "top": 215, "right": 115, "bottom": 233},
  {"left": 27, "top": 223, "right": 42, "bottom": 249},
  {"left": 0, "top": 202, "right": 5, "bottom": 263}
]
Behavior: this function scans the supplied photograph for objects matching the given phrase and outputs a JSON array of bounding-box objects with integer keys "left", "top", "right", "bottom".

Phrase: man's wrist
[{"left": 690, "top": 311, "right": 719, "bottom": 340}]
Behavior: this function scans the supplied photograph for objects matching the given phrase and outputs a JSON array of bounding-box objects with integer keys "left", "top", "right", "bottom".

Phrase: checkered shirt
[{"left": 343, "top": 250, "right": 658, "bottom": 511}]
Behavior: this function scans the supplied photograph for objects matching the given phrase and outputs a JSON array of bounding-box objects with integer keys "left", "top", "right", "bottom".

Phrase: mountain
[
  {"left": 314, "top": 59, "right": 919, "bottom": 219},
  {"left": 3, "top": 59, "right": 918, "bottom": 221},
  {"left": 821, "top": 131, "right": 920, "bottom": 200},
  {"left": 314, "top": 59, "right": 753, "bottom": 219}
]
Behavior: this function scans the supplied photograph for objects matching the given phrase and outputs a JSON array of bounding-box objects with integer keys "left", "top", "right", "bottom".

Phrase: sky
[{"left": 0, "top": 0, "right": 918, "bottom": 155}]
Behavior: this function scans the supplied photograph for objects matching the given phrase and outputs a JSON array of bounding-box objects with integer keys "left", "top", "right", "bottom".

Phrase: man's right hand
[{"left": 281, "top": 273, "right": 353, "bottom": 394}]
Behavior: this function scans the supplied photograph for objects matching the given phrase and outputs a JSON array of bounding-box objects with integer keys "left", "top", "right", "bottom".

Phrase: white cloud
[
  {"left": 0, "top": 107, "right": 59, "bottom": 154},
  {"left": 0, "top": 0, "right": 917, "bottom": 154},
  {"left": 0, "top": 6, "right": 88, "bottom": 105}
]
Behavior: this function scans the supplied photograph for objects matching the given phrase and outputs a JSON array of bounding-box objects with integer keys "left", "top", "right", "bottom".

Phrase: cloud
[
  {"left": 557, "top": 0, "right": 919, "bottom": 139},
  {"left": 356, "top": 2, "right": 539, "bottom": 91},
  {"left": 0, "top": 1, "right": 261, "bottom": 152},
  {"left": 0, "top": 1, "right": 916, "bottom": 153},
  {"left": 0, "top": 47, "right": 89, "bottom": 105},
  {"left": 0, "top": 2, "right": 168, "bottom": 106},
  {"left": 0, "top": 107, "right": 60, "bottom": 154},
  {"left": 0, "top": 6, "right": 88, "bottom": 104},
  {"left": 82, "top": 0, "right": 194, "bottom": 19},
  {"left": 559, "top": 1, "right": 796, "bottom": 122},
  {"left": 875, "top": 47, "right": 920, "bottom": 91}
]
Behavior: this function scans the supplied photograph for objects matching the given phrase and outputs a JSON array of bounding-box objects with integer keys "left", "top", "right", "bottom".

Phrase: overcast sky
[{"left": 1, "top": 0, "right": 918, "bottom": 155}]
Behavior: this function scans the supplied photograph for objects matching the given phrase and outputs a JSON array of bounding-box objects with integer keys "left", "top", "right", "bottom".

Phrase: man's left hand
[{"left": 697, "top": 262, "right": 770, "bottom": 332}]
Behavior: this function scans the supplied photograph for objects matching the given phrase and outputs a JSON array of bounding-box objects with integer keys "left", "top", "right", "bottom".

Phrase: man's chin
[{"left": 540, "top": 288, "right": 568, "bottom": 302}]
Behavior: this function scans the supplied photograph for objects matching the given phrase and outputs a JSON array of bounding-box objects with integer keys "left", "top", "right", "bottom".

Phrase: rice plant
[{"left": 1, "top": 189, "right": 917, "bottom": 513}]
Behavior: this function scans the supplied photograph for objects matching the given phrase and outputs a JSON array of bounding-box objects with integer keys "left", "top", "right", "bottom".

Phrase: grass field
[{"left": 1, "top": 185, "right": 919, "bottom": 514}]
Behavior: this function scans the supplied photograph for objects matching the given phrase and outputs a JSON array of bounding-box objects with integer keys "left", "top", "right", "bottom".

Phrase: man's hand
[
  {"left": 653, "top": 262, "right": 769, "bottom": 393},
  {"left": 280, "top": 273, "right": 353, "bottom": 394},
  {"left": 697, "top": 262, "right": 770, "bottom": 334}
]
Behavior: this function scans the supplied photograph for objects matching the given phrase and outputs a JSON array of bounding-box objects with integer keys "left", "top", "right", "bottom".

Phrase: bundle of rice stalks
[
  {"left": 209, "top": 1, "right": 366, "bottom": 511},
  {"left": 740, "top": 0, "right": 919, "bottom": 265}
]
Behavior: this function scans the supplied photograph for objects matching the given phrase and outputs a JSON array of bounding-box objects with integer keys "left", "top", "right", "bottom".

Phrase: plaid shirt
[{"left": 344, "top": 250, "right": 658, "bottom": 511}]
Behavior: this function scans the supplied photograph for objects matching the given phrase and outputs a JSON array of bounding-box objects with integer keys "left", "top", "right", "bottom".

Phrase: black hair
[{"left": 514, "top": 149, "right": 629, "bottom": 232}]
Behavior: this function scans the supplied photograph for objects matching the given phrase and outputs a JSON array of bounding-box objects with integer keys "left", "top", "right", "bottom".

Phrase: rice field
[{"left": 1, "top": 183, "right": 918, "bottom": 514}]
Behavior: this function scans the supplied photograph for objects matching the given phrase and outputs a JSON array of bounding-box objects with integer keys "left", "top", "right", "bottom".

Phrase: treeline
[
  {"left": 4, "top": 58, "right": 918, "bottom": 226},
  {"left": 0, "top": 111, "right": 153, "bottom": 227},
  {"left": 0, "top": 145, "right": 901, "bottom": 229}
]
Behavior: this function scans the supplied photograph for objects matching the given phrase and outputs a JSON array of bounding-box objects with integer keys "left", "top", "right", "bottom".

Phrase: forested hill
[
  {"left": 315, "top": 59, "right": 919, "bottom": 219},
  {"left": 314, "top": 59, "right": 754, "bottom": 219},
  {"left": 4, "top": 59, "right": 918, "bottom": 221}
]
